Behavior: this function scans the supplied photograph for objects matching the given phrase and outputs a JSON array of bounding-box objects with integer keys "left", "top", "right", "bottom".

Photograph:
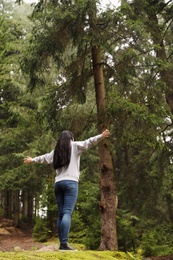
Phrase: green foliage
[
  {"left": 69, "top": 210, "right": 86, "bottom": 244},
  {"left": 32, "top": 218, "right": 51, "bottom": 242},
  {"left": 117, "top": 210, "right": 173, "bottom": 256},
  {"left": 140, "top": 225, "right": 173, "bottom": 257},
  {"left": 108, "top": 91, "right": 165, "bottom": 149},
  {"left": 116, "top": 209, "right": 139, "bottom": 252},
  {"left": 0, "top": 2, "right": 33, "bottom": 190}
]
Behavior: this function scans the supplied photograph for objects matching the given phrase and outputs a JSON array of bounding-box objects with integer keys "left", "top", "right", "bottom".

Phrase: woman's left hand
[{"left": 23, "top": 156, "right": 33, "bottom": 164}]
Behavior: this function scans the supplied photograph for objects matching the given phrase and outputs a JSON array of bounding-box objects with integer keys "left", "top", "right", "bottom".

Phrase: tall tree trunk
[
  {"left": 28, "top": 189, "right": 33, "bottom": 222},
  {"left": 3, "top": 190, "right": 12, "bottom": 218},
  {"left": 124, "top": 145, "right": 135, "bottom": 210},
  {"left": 13, "top": 190, "right": 20, "bottom": 227},
  {"left": 92, "top": 45, "right": 118, "bottom": 250},
  {"left": 21, "top": 190, "right": 28, "bottom": 220}
]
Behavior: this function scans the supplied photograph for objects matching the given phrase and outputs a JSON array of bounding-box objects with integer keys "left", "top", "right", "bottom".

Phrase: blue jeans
[{"left": 54, "top": 180, "right": 78, "bottom": 244}]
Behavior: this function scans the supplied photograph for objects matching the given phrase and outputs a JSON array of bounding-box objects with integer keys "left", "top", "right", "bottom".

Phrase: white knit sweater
[{"left": 32, "top": 134, "right": 103, "bottom": 183}]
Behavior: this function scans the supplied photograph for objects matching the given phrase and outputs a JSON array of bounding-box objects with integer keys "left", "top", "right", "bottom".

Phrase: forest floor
[
  {"left": 0, "top": 218, "right": 173, "bottom": 259},
  {"left": 0, "top": 218, "right": 45, "bottom": 252}
]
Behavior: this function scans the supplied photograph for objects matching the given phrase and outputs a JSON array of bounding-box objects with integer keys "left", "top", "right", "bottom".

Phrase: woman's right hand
[{"left": 23, "top": 156, "right": 33, "bottom": 164}]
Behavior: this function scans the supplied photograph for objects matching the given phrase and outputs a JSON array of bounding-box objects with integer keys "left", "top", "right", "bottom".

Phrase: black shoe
[{"left": 59, "top": 243, "right": 77, "bottom": 251}]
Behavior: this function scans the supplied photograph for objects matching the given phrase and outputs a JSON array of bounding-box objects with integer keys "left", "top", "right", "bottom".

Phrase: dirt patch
[
  {"left": 0, "top": 228, "right": 46, "bottom": 251},
  {"left": 0, "top": 218, "right": 58, "bottom": 252}
]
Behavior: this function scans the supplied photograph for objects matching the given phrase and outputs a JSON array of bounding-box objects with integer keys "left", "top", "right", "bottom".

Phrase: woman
[{"left": 24, "top": 129, "right": 110, "bottom": 251}]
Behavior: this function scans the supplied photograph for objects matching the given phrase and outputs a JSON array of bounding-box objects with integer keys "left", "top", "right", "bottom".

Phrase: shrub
[
  {"left": 140, "top": 226, "right": 173, "bottom": 257},
  {"left": 32, "top": 218, "right": 51, "bottom": 242}
]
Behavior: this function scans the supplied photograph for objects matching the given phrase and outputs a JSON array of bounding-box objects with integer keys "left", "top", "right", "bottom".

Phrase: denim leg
[
  {"left": 56, "top": 192, "right": 64, "bottom": 242},
  {"left": 54, "top": 180, "right": 78, "bottom": 244}
]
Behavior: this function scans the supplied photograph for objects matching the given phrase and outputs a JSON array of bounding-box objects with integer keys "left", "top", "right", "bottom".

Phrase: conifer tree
[{"left": 20, "top": 0, "right": 118, "bottom": 250}]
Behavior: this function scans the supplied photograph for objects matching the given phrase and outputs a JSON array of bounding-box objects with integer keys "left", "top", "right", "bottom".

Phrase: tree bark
[
  {"left": 21, "top": 190, "right": 28, "bottom": 219},
  {"left": 13, "top": 190, "right": 20, "bottom": 227},
  {"left": 92, "top": 45, "right": 118, "bottom": 250},
  {"left": 28, "top": 189, "right": 33, "bottom": 222},
  {"left": 3, "top": 190, "right": 12, "bottom": 218}
]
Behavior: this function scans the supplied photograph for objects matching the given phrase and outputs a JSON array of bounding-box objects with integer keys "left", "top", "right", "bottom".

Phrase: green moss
[{"left": 0, "top": 251, "right": 140, "bottom": 260}]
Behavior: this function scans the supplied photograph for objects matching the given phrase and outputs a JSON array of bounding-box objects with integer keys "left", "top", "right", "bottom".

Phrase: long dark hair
[{"left": 53, "top": 130, "right": 74, "bottom": 170}]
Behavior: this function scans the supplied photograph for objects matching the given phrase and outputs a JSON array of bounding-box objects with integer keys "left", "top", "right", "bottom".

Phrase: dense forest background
[{"left": 0, "top": 0, "right": 173, "bottom": 257}]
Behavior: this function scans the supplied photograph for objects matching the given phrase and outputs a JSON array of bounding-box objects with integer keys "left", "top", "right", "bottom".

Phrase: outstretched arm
[
  {"left": 23, "top": 150, "right": 54, "bottom": 164},
  {"left": 76, "top": 129, "right": 110, "bottom": 151}
]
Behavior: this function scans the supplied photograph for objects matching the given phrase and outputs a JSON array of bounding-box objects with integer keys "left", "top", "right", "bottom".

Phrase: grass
[{"left": 0, "top": 250, "right": 142, "bottom": 260}]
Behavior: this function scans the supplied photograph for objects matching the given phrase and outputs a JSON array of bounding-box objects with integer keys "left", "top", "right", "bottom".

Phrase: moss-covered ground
[{"left": 0, "top": 250, "right": 141, "bottom": 260}]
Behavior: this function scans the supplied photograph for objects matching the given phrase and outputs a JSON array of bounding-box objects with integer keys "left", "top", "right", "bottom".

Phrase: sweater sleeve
[
  {"left": 75, "top": 134, "right": 103, "bottom": 151},
  {"left": 32, "top": 150, "right": 54, "bottom": 164}
]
